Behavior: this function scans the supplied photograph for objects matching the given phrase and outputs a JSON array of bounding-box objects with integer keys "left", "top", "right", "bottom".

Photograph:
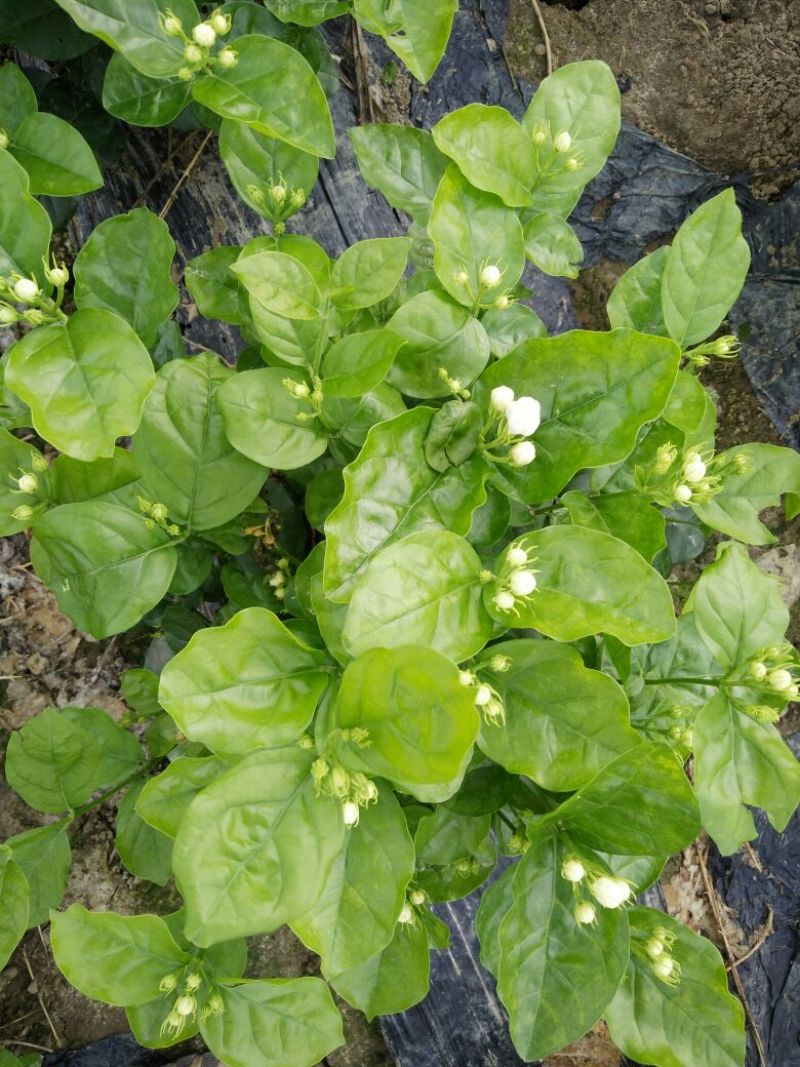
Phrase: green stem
[
  {"left": 53, "top": 757, "right": 162, "bottom": 830},
  {"left": 642, "top": 677, "right": 721, "bottom": 687}
]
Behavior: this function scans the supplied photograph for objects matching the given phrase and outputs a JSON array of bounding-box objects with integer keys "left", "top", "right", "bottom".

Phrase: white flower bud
[
  {"left": 458, "top": 669, "right": 475, "bottom": 687},
  {"left": 574, "top": 901, "right": 596, "bottom": 924},
  {"left": 0, "top": 306, "right": 18, "bottom": 324},
  {"left": 509, "top": 441, "right": 536, "bottom": 467},
  {"left": 454, "top": 269, "right": 470, "bottom": 286},
  {"left": 342, "top": 800, "right": 360, "bottom": 826},
  {"left": 162, "top": 14, "right": 183, "bottom": 36},
  {"left": 489, "top": 654, "right": 511, "bottom": 672},
  {"left": 653, "top": 956, "right": 675, "bottom": 979},
  {"left": 589, "top": 875, "right": 631, "bottom": 909},
  {"left": 506, "top": 546, "right": 528, "bottom": 567},
  {"left": 474, "top": 684, "right": 492, "bottom": 706},
  {"left": 509, "top": 570, "right": 537, "bottom": 597},
  {"left": 646, "top": 938, "right": 665, "bottom": 959},
  {"left": 490, "top": 385, "right": 515, "bottom": 413},
  {"left": 674, "top": 484, "right": 693, "bottom": 505},
  {"left": 409, "top": 889, "right": 427, "bottom": 906},
  {"left": 506, "top": 396, "right": 541, "bottom": 437},
  {"left": 159, "top": 973, "right": 178, "bottom": 993},
  {"left": 493, "top": 590, "right": 516, "bottom": 612},
  {"left": 480, "top": 264, "right": 502, "bottom": 288},
  {"left": 553, "top": 130, "right": 572, "bottom": 153},
  {"left": 494, "top": 294, "right": 511, "bottom": 310},
  {"left": 750, "top": 660, "right": 767, "bottom": 681},
  {"left": 46, "top": 264, "right": 69, "bottom": 288},
  {"left": 183, "top": 42, "right": 204, "bottom": 64},
  {"left": 217, "top": 47, "right": 238, "bottom": 69},
  {"left": 14, "top": 278, "right": 39, "bottom": 303},
  {"left": 530, "top": 125, "right": 547, "bottom": 146},
  {"left": 768, "top": 668, "right": 794, "bottom": 692},
  {"left": 210, "top": 11, "right": 232, "bottom": 34},
  {"left": 175, "top": 995, "right": 196, "bottom": 1017},
  {"left": 398, "top": 903, "right": 414, "bottom": 924},
  {"left": 683, "top": 451, "right": 707, "bottom": 483},
  {"left": 786, "top": 684, "right": 799, "bottom": 701},
  {"left": 192, "top": 21, "right": 216, "bottom": 46},
  {"left": 17, "top": 473, "right": 39, "bottom": 494},
  {"left": 561, "top": 858, "right": 586, "bottom": 883},
  {"left": 12, "top": 504, "right": 34, "bottom": 522},
  {"left": 185, "top": 972, "right": 202, "bottom": 991}
]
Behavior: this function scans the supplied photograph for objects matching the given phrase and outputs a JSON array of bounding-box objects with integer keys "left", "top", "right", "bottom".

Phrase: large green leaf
[
  {"left": 6, "top": 824, "right": 71, "bottom": 926},
  {"left": 321, "top": 329, "right": 404, "bottom": 397},
  {"left": 0, "top": 846, "right": 28, "bottom": 969},
  {"left": 694, "top": 693, "right": 800, "bottom": 855},
  {"left": 291, "top": 786, "right": 414, "bottom": 973},
  {"left": 50, "top": 448, "right": 139, "bottom": 507},
  {"left": 429, "top": 163, "right": 525, "bottom": 307},
  {"left": 219, "top": 118, "right": 319, "bottom": 218},
  {"left": 342, "top": 529, "right": 493, "bottom": 661},
  {"left": 192, "top": 35, "right": 334, "bottom": 157},
  {"left": 231, "top": 250, "right": 324, "bottom": 320},
  {"left": 328, "top": 645, "right": 479, "bottom": 802},
  {"left": 485, "top": 526, "right": 676, "bottom": 646},
  {"left": 73, "top": 208, "right": 178, "bottom": 347},
  {"left": 661, "top": 189, "right": 750, "bottom": 347},
  {"left": 605, "top": 906, "right": 745, "bottom": 1067},
  {"left": 474, "top": 328, "right": 680, "bottom": 503},
  {"left": 5, "top": 309, "right": 155, "bottom": 461},
  {"left": 348, "top": 123, "right": 449, "bottom": 225},
  {"left": 136, "top": 756, "right": 228, "bottom": 838},
  {"left": 330, "top": 237, "right": 411, "bottom": 310},
  {"left": 475, "top": 639, "right": 638, "bottom": 791},
  {"left": 264, "top": 0, "right": 348, "bottom": 26},
  {"left": 173, "top": 748, "right": 346, "bottom": 945},
  {"left": 159, "top": 607, "right": 329, "bottom": 755},
  {"left": 52, "top": 0, "right": 197, "bottom": 76},
  {"left": 0, "top": 149, "right": 52, "bottom": 283},
  {"left": 561, "top": 489, "right": 667, "bottom": 561},
  {"left": 102, "top": 52, "right": 191, "bottom": 126},
  {"left": 201, "top": 978, "right": 344, "bottom": 1067},
  {"left": 521, "top": 60, "right": 621, "bottom": 217},
  {"left": 607, "top": 246, "right": 670, "bottom": 335},
  {"left": 328, "top": 919, "right": 430, "bottom": 1019},
  {"left": 115, "top": 781, "right": 173, "bottom": 886},
  {"left": 494, "top": 829, "right": 629, "bottom": 1061},
  {"left": 355, "top": 0, "right": 456, "bottom": 82},
  {"left": 0, "top": 62, "right": 38, "bottom": 136},
  {"left": 133, "top": 354, "right": 266, "bottom": 531},
  {"left": 30, "top": 501, "right": 178, "bottom": 637},
  {"left": 522, "top": 212, "right": 583, "bottom": 278},
  {"left": 323, "top": 407, "right": 488, "bottom": 601},
  {"left": 9, "top": 112, "right": 102, "bottom": 196},
  {"left": 50, "top": 904, "right": 190, "bottom": 1006}
]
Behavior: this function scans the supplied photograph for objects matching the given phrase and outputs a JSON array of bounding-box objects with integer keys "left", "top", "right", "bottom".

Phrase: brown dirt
[{"left": 507, "top": 0, "right": 800, "bottom": 197}]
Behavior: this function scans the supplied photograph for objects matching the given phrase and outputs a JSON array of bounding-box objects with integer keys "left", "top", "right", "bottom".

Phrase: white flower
[
  {"left": 458, "top": 669, "right": 476, "bottom": 687},
  {"left": 645, "top": 938, "right": 665, "bottom": 959},
  {"left": 653, "top": 956, "right": 676, "bottom": 980},
  {"left": 17, "top": 474, "right": 38, "bottom": 495},
  {"left": 493, "top": 590, "right": 515, "bottom": 612},
  {"left": 183, "top": 42, "right": 204, "bottom": 64},
  {"left": 574, "top": 901, "right": 596, "bottom": 925},
  {"left": 683, "top": 452, "right": 707, "bottom": 483},
  {"left": 398, "top": 903, "right": 414, "bottom": 924},
  {"left": 175, "top": 995, "right": 197, "bottom": 1017},
  {"left": 192, "top": 21, "right": 216, "bottom": 46},
  {"left": 509, "top": 570, "right": 537, "bottom": 597},
  {"left": 474, "top": 684, "right": 492, "bottom": 706},
  {"left": 768, "top": 668, "right": 794, "bottom": 692},
  {"left": 673, "top": 484, "right": 693, "bottom": 505},
  {"left": 507, "top": 546, "right": 528, "bottom": 567},
  {"left": 589, "top": 875, "right": 631, "bottom": 909},
  {"left": 553, "top": 130, "right": 572, "bottom": 153},
  {"left": 561, "top": 859, "right": 586, "bottom": 883},
  {"left": 506, "top": 396, "right": 541, "bottom": 437},
  {"left": 342, "top": 800, "right": 360, "bottom": 826},
  {"left": 480, "top": 264, "right": 501, "bottom": 288},
  {"left": 490, "top": 385, "right": 515, "bottom": 414},
  {"left": 509, "top": 441, "right": 536, "bottom": 467},
  {"left": 13, "top": 278, "right": 39, "bottom": 303}
]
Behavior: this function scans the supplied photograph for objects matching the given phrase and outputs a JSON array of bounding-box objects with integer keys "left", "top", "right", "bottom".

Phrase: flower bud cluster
[
  {"left": 137, "top": 497, "right": 181, "bottom": 536},
  {"left": 483, "top": 385, "right": 540, "bottom": 469},
  {"left": 459, "top": 668, "right": 506, "bottom": 726},
  {"left": 640, "top": 926, "right": 682, "bottom": 986},
  {"left": 559, "top": 854, "right": 633, "bottom": 927},
  {"left": 9, "top": 458, "right": 49, "bottom": 524},
  {"left": 637, "top": 443, "right": 726, "bottom": 508},
  {"left": 283, "top": 374, "right": 323, "bottom": 418},
  {"left": 159, "top": 969, "right": 224, "bottom": 1038},
  {"left": 741, "top": 645, "right": 799, "bottom": 706},
  {"left": 0, "top": 259, "right": 69, "bottom": 326},
  {"left": 528, "top": 122, "right": 582, "bottom": 177},
  {"left": 312, "top": 757, "right": 378, "bottom": 827},
  {"left": 684, "top": 334, "right": 741, "bottom": 367},
  {"left": 160, "top": 8, "right": 237, "bottom": 79},
  {"left": 267, "top": 557, "right": 291, "bottom": 600},
  {"left": 490, "top": 543, "right": 539, "bottom": 617},
  {"left": 452, "top": 259, "right": 515, "bottom": 309},
  {"left": 246, "top": 178, "right": 307, "bottom": 227}
]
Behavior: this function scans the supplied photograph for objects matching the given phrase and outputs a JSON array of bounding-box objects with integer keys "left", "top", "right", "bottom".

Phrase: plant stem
[
  {"left": 53, "top": 757, "right": 162, "bottom": 830},
  {"left": 642, "top": 677, "right": 721, "bottom": 687}
]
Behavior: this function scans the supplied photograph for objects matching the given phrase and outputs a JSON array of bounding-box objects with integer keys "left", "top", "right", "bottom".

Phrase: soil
[{"left": 506, "top": 0, "right": 800, "bottom": 198}]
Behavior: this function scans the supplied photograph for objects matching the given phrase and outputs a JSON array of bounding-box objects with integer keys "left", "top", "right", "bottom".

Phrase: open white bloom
[
  {"left": 13, "top": 278, "right": 39, "bottom": 303},
  {"left": 683, "top": 451, "right": 707, "bottom": 483},
  {"left": 553, "top": 130, "right": 572, "bottom": 153},
  {"left": 493, "top": 590, "right": 516, "bottom": 612},
  {"left": 674, "top": 484, "right": 693, "bottom": 505},
  {"left": 768, "top": 668, "right": 794, "bottom": 692},
  {"left": 192, "top": 21, "right": 216, "bottom": 46},
  {"left": 509, "top": 570, "right": 537, "bottom": 596},
  {"left": 589, "top": 876, "right": 631, "bottom": 909},
  {"left": 509, "top": 441, "right": 536, "bottom": 467},
  {"left": 480, "top": 264, "right": 501, "bottom": 287},
  {"left": 506, "top": 396, "right": 541, "bottom": 437},
  {"left": 490, "top": 385, "right": 515, "bottom": 413},
  {"left": 574, "top": 902, "right": 596, "bottom": 925},
  {"left": 507, "top": 546, "right": 528, "bottom": 567},
  {"left": 561, "top": 858, "right": 586, "bottom": 883}
]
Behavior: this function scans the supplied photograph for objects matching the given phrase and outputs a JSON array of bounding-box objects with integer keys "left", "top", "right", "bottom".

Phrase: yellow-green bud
[
  {"left": 46, "top": 264, "right": 69, "bottom": 288},
  {"left": 750, "top": 660, "right": 767, "bottom": 681},
  {"left": 185, "top": 973, "right": 202, "bottom": 992},
  {"left": 207, "top": 993, "right": 225, "bottom": 1015},
  {"left": 151, "top": 502, "right": 168, "bottom": 522},
  {"left": 175, "top": 994, "right": 196, "bottom": 1017},
  {"left": 32, "top": 454, "right": 49, "bottom": 473},
  {"left": 271, "top": 183, "right": 287, "bottom": 205},
  {"left": 564, "top": 157, "right": 579, "bottom": 171},
  {"left": 330, "top": 765, "right": 350, "bottom": 796},
  {"left": 409, "top": 888, "right": 427, "bottom": 906},
  {"left": 217, "top": 47, "right": 238, "bottom": 69},
  {"left": 183, "top": 42, "right": 204, "bottom": 64},
  {"left": 17, "top": 473, "right": 39, "bottom": 494},
  {"left": 210, "top": 11, "right": 232, "bottom": 34},
  {"left": 159, "top": 974, "right": 177, "bottom": 993},
  {"left": 0, "top": 128, "right": 9, "bottom": 150},
  {"left": 178, "top": 66, "right": 194, "bottom": 81},
  {"left": 768, "top": 668, "right": 794, "bottom": 692},
  {"left": 162, "top": 13, "right": 183, "bottom": 36},
  {"left": 530, "top": 125, "right": 547, "bottom": 146},
  {"left": 289, "top": 188, "right": 306, "bottom": 210},
  {"left": 553, "top": 130, "right": 572, "bottom": 153},
  {"left": 0, "top": 306, "right": 18, "bottom": 324},
  {"left": 494, "top": 294, "right": 511, "bottom": 310},
  {"left": 12, "top": 504, "right": 34, "bottom": 523}
]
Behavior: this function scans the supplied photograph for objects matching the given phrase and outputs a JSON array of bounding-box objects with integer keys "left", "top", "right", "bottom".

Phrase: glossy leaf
[
  {"left": 330, "top": 237, "right": 411, "bottom": 310},
  {"left": 51, "top": 448, "right": 139, "bottom": 506},
  {"left": 321, "top": 329, "right": 404, "bottom": 397},
  {"left": 481, "top": 303, "right": 547, "bottom": 358},
  {"left": 264, "top": 0, "right": 348, "bottom": 25},
  {"left": 115, "top": 781, "right": 173, "bottom": 886},
  {"left": 232, "top": 250, "right": 323, "bottom": 320},
  {"left": 9, "top": 112, "right": 102, "bottom": 196},
  {"left": 523, "top": 213, "right": 583, "bottom": 278},
  {"left": 607, "top": 246, "right": 670, "bottom": 334},
  {"left": 0, "top": 149, "right": 52, "bottom": 282},
  {"left": 159, "top": 607, "right": 329, "bottom": 755},
  {"left": 102, "top": 52, "right": 191, "bottom": 126},
  {"left": 0, "top": 846, "right": 28, "bottom": 969},
  {"left": 348, "top": 123, "right": 449, "bottom": 225},
  {"left": 328, "top": 919, "right": 430, "bottom": 1020},
  {"left": 6, "top": 824, "right": 71, "bottom": 926},
  {"left": 136, "top": 756, "right": 228, "bottom": 838},
  {"left": 0, "top": 63, "right": 37, "bottom": 136},
  {"left": 355, "top": 0, "right": 456, "bottom": 83},
  {"left": 561, "top": 489, "right": 667, "bottom": 561},
  {"left": 219, "top": 118, "right": 318, "bottom": 218},
  {"left": 184, "top": 246, "right": 244, "bottom": 325}
]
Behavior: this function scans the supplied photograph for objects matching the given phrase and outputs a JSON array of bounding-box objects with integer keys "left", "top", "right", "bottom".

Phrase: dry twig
[
  {"left": 530, "top": 0, "right": 553, "bottom": 75},
  {"left": 159, "top": 129, "right": 214, "bottom": 220}
]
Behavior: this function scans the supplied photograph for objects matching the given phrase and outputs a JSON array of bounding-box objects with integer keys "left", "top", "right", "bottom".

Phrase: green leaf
[
  {"left": 30, "top": 501, "right": 178, "bottom": 638},
  {"left": 328, "top": 918, "right": 430, "bottom": 1019},
  {"left": 232, "top": 249, "right": 323, "bottom": 321},
  {"left": 387, "top": 290, "right": 490, "bottom": 398},
  {"left": 264, "top": 0, "right": 348, "bottom": 25},
  {"left": 694, "top": 693, "right": 800, "bottom": 855},
  {"left": 0, "top": 0, "right": 93, "bottom": 60},
  {"left": 343, "top": 529, "right": 494, "bottom": 661},
  {"left": 561, "top": 489, "right": 667, "bottom": 561},
  {"left": 0, "top": 63, "right": 37, "bottom": 137},
  {"left": 475, "top": 639, "right": 638, "bottom": 791},
  {"left": 481, "top": 303, "right": 547, "bottom": 358},
  {"left": 201, "top": 978, "right": 344, "bottom": 1067},
  {"left": 73, "top": 208, "right": 178, "bottom": 348},
  {"left": 217, "top": 367, "right": 327, "bottom": 470},
  {"left": 423, "top": 400, "right": 483, "bottom": 472},
  {"left": 219, "top": 118, "right": 318, "bottom": 219},
  {"left": 51, "top": 448, "right": 139, "bottom": 506},
  {"left": 136, "top": 756, "right": 228, "bottom": 838},
  {"left": 5, "top": 309, "right": 155, "bottom": 461},
  {"left": 0, "top": 845, "right": 29, "bottom": 969},
  {"left": 331, "top": 237, "right": 411, "bottom": 310},
  {"left": 432, "top": 104, "right": 535, "bottom": 207},
  {"left": 605, "top": 906, "right": 746, "bottom": 1067},
  {"left": 687, "top": 541, "right": 788, "bottom": 669},
  {"left": 159, "top": 607, "right": 329, "bottom": 755},
  {"left": 184, "top": 246, "right": 244, "bottom": 326},
  {"left": 61, "top": 706, "right": 144, "bottom": 787},
  {"left": 354, "top": 0, "right": 456, "bottom": 83},
  {"left": 51, "top": 0, "right": 198, "bottom": 77},
  {"left": 292, "top": 785, "right": 414, "bottom": 973},
  {"left": 522, "top": 60, "right": 621, "bottom": 217},
  {"left": 474, "top": 328, "right": 681, "bottom": 503},
  {"left": 663, "top": 370, "right": 710, "bottom": 434},
  {"left": 328, "top": 645, "right": 480, "bottom": 802},
  {"left": 9, "top": 111, "right": 102, "bottom": 196},
  {"left": 6, "top": 824, "right": 71, "bottom": 926},
  {"left": 115, "top": 781, "right": 173, "bottom": 885},
  {"left": 322, "top": 384, "right": 406, "bottom": 449},
  {"left": 607, "top": 246, "right": 670, "bottom": 334},
  {"left": 102, "top": 52, "right": 191, "bottom": 126},
  {"left": 173, "top": 748, "right": 346, "bottom": 945},
  {"left": 429, "top": 164, "right": 525, "bottom": 308},
  {"left": 192, "top": 35, "right": 334, "bottom": 158},
  {"left": 324, "top": 406, "right": 488, "bottom": 601},
  {"left": 494, "top": 829, "right": 629, "bottom": 1061},
  {"left": 50, "top": 904, "right": 190, "bottom": 1006},
  {"left": 133, "top": 353, "right": 266, "bottom": 532},
  {"left": 0, "top": 429, "right": 47, "bottom": 535},
  {"left": 321, "top": 329, "right": 403, "bottom": 397},
  {"left": 486, "top": 526, "right": 676, "bottom": 645},
  {"left": 693, "top": 443, "right": 800, "bottom": 544},
  {"left": 348, "top": 123, "right": 449, "bottom": 225},
  {"left": 523, "top": 213, "right": 583, "bottom": 278},
  {"left": 0, "top": 149, "right": 52, "bottom": 283},
  {"left": 661, "top": 189, "right": 750, "bottom": 347},
  {"left": 553, "top": 742, "right": 700, "bottom": 857}
]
